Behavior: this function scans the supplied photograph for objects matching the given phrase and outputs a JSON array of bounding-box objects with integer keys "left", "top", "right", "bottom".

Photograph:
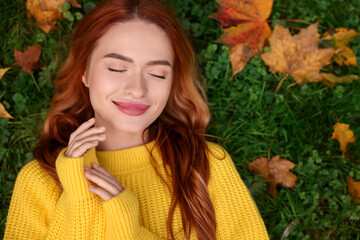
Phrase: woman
[{"left": 4, "top": 0, "right": 269, "bottom": 239}]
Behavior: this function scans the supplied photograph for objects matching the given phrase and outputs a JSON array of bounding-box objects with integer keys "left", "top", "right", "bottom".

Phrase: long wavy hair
[{"left": 34, "top": 0, "right": 216, "bottom": 239}]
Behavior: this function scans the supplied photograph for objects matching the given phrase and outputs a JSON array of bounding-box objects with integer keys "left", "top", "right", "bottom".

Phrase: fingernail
[
  {"left": 84, "top": 166, "right": 90, "bottom": 170},
  {"left": 88, "top": 118, "right": 95, "bottom": 122},
  {"left": 93, "top": 163, "right": 99, "bottom": 168},
  {"left": 99, "top": 126, "right": 105, "bottom": 130}
]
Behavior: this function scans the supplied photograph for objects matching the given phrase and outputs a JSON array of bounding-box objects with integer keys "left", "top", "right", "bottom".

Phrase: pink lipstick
[{"left": 112, "top": 101, "right": 150, "bottom": 116}]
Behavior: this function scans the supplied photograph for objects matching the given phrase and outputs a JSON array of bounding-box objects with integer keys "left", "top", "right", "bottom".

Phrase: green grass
[{"left": 1, "top": 0, "right": 360, "bottom": 239}]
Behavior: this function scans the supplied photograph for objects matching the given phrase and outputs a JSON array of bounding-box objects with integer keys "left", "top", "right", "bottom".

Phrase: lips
[{"left": 112, "top": 101, "right": 150, "bottom": 116}]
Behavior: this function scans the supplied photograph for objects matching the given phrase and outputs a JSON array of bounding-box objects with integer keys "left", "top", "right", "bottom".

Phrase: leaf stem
[
  {"left": 268, "top": 140, "right": 274, "bottom": 160},
  {"left": 330, "top": 111, "right": 339, "bottom": 122},
  {"left": 275, "top": 74, "right": 289, "bottom": 93}
]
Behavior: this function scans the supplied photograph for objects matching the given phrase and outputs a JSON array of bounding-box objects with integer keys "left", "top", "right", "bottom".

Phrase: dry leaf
[
  {"left": 13, "top": 44, "right": 41, "bottom": 74},
  {"left": 320, "top": 28, "right": 360, "bottom": 66},
  {"left": 0, "top": 102, "right": 13, "bottom": 119},
  {"left": 347, "top": 177, "right": 360, "bottom": 202},
  {"left": 247, "top": 155, "right": 297, "bottom": 197},
  {"left": 0, "top": 68, "right": 10, "bottom": 80},
  {"left": 210, "top": 0, "right": 273, "bottom": 75},
  {"left": 321, "top": 73, "right": 359, "bottom": 88},
  {"left": 331, "top": 122, "right": 355, "bottom": 158},
  {"left": 26, "top": 0, "right": 81, "bottom": 33},
  {"left": 261, "top": 22, "right": 336, "bottom": 84}
]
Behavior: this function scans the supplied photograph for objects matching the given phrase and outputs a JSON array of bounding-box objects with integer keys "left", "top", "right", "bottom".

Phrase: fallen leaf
[
  {"left": 0, "top": 68, "right": 11, "bottom": 80},
  {"left": 247, "top": 155, "right": 297, "bottom": 197},
  {"left": 210, "top": 0, "right": 273, "bottom": 75},
  {"left": 261, "top": 22, "right": 336, "bottom": 84},
  {"left": 26, "top": 0, "right": 81, "bottom": 33},
  {"left": 321, "top": 73, "right": 359, "bottom": 88},
  {"left": 347, "top": 177, "right": 360, "bottom": 202},
  {"left": 331, "top": 122, "right": 355, "bottom": 158},
  {"left": 0, "top": 102, "right": 13, "bottom": 119},
  {"left": 320, "top": 28, "right": 360, "bottom": 66},
  {"left": 13, "top": 44, "right": 41, "bottom": 74}
]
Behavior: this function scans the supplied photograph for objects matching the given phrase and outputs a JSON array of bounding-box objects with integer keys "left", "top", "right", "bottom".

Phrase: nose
[{"left": 123, "top": 71, "right": 148, "bottom": 99}]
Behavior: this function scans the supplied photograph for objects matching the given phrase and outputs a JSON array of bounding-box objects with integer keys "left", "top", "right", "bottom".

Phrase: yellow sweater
[{"left": 4, "top": 141, "right": 269, "bottom": 239}]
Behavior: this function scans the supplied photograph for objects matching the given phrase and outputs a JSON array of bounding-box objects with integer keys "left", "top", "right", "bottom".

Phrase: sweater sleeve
[
  {"left": 207, "top": 143, "right": 269, "bottom": 240},
  {"left": 3, "top": 160, "right": 61, "bottom": 240},
  {"left": 55, "top": 147, "right": 161, "bottom": 239},
  {"left": 103, "top": 188, "right": 161, "bottom": 239}
]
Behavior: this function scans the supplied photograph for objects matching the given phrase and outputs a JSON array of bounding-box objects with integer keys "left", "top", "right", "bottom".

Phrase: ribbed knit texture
[{"left": 4, "top": 141, "right": 269, "bottom": 239}]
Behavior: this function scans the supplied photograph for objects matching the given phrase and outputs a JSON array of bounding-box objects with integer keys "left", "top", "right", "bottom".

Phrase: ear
[{"left": 82, "top": 71, "right": 89, "bottom": 87}]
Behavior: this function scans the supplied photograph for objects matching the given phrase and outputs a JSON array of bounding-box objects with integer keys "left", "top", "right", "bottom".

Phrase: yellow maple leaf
[
  {"left": 0, "top": 102, "right": 13, "bottom": 119},
  {"left": 331, "top": 122, "right": 355, "bottom": 158},
  {"left": 261, "top": 22, "right": 336, "bottom": 85},
  {"left": 26, "top": 0, "right": 81, "bottom": 33},
  {"left": 320, "top": 28, "right": 360, "bottom": 66},
  {"left": 321, "top": 73, "right": 359, "bottom": 88},
  {"left": 0, "top": 68, "right": 10, "bottom": 80}
]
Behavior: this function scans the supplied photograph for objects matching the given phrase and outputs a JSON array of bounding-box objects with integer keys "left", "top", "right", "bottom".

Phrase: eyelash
[{"left": 108, "top": 68, "right": 165, "bottom": 79}]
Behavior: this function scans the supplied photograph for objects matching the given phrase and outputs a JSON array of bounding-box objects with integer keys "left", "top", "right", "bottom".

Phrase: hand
[
  {"left": 84, "top": 163, "right": 124, "bottom": 201},
  {"left": 65, "top": 117, "right": 106, "bottom": 158}
]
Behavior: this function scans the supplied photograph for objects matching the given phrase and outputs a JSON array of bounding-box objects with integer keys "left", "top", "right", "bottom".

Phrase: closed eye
[
  {"left": 148, "top": 73, "right": 165, "bottom": 79},
  {"left": 108, "top": 68, "right": 126, "bottom": 73}
]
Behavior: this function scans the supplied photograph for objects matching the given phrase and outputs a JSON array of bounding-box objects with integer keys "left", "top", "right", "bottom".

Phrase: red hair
[{"left": 34, "top": 0, "right": 216, "bottom": 239}]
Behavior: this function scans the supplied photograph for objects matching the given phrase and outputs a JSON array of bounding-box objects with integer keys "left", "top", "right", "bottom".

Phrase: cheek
[{"left": 151, "top": 82, "right": 172, "bottom": 106}]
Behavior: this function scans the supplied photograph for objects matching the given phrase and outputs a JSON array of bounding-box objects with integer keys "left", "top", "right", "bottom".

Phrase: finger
[
  {"left": 92, "top": 163, "right": 116, "bottom": 179},
  {"left": 68, "top": 118, "right": 96, "bottom": 143},
  {"left": 85, "top": 166, "right": 123, "bottom": 193},
  {"left": 70, "top": 126, "right": 106, "bottom": 145},
  {"left": 89, "top": 185, "right": 113, "bottom": 201},
  {"left": 90, "top": 164, "right": 124, "bottom": 192},
  {"left": 70, "top": 134, "right": 106, "bottom": 154},
  {"left": 67, "top": 125, "right": 105, "bottom": 152},
  {"left": 67, "top": 140, "right": 99, "bottom": 158},
  {"left": 84, "top": 169, "right": 122, "bottom": 196}
]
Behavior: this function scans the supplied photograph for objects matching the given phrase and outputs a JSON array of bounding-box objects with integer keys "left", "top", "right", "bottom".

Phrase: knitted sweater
[{"left": 4, "top": 141, "right": 269, "bottom": 239}]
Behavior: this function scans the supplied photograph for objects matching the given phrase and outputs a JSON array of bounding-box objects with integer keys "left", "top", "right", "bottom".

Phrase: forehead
[{"left": 91, "top": 19, "right": 174, "bottom": 65}]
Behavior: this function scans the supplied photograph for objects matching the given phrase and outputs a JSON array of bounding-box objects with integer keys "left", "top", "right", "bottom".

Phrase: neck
[{"left": 94, "top": 121, "right": 149, "bottom": 151}]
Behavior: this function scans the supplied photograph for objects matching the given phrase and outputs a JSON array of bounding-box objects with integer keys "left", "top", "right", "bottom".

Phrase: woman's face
[{"left": 82, "top": 19, "right": 174, "bottom": 137}]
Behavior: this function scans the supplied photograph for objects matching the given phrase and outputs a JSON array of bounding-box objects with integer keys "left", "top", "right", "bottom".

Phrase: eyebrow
[{"left": 103, "top": 53, "right": 172, "bottom": 67}]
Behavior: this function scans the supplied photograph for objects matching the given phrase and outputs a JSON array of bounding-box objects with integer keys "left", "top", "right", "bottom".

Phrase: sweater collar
[{"left": 94, "top": 140, "right": 161, "bottom": 175}]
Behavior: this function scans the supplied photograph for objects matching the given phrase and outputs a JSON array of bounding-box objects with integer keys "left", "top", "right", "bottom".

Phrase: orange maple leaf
[
  {"left": 261, "top": 22, "right": 336, "bottom": 85},
  {"left": 13, "top": 45, "right": 41, "bottom": 74},
  {"left": 26, "top": 0, "right": 81, "bottom": 33},
  {"left": 320, "top": 28, "right": 360, "bottom": 66},
  {"left": 347, "top": 177, "right": 360, "bottom": 203},
  {"left": 331, "top": 122, "right": 355, "bottom": 158},
  {"left": 210, "top": 0, "right": 273, "bottom": 75},
  {"left": 247, "top": 155, "right": 298, "bottom": 198}
]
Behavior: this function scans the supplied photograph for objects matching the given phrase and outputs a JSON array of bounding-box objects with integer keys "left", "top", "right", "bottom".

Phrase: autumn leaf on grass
[
  {"left": 247, "top": 155, "right": 297, "bottom": 198},
  {"left": 331, "top": 122, "right": 355, "bottom": 158},
  {"left": 26, "top": 0, "right": 81, "bottom": 33},
  {"left": 261, "top": 22, "right": 336, "bottom": 87},
  {"left": 0, "top": 103, "right": 13, "bottom": 119},
  {"left": 0, "top": 67, "right": 13, "bottom": 118},
  {"left": 0, "top": 68, "right": 11, "bottom": 80},
  {"left": 13, "top": 44, "right": 41, "bottom": 74},
  {"left": 347, "top": 177, "right": 360, "bottom": 203},
  {"left": 321, "top": 73, "right": 359, "bottom": 88},
  {"left": 320, "top": 28, "right": 360, "bottom": 66},
  {"left": 210, "top": 0, "right": 273, "bottom": 75}
]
